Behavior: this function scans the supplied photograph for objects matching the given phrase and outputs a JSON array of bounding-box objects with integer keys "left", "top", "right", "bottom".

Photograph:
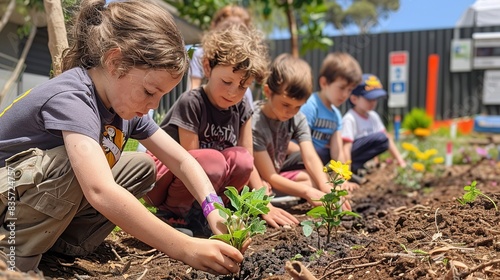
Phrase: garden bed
[{"left": 32, "top": 154, "right": 500, "bottom": 280}]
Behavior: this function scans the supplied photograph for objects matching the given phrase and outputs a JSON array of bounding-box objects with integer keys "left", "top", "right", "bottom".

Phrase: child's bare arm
[
  {"left": 178, "top": 127, "right": 200, "bottom": 150},
  {"left": 343, "top": 141, "right": 353, "bottom": 165},
  {"left": 63, "top": 131, "right": 242, "bottom": 275},
  {"left": 299, "top": 141, "right": 332, "bottom": 193},
  {"left": 386, "top": 132, "right": 406, "bottom": 167},
  {"left": 287, "top": 141, "right": 300, "bottom": 154},
  {"left": 253, "top": 150, "right": 325, "bottom": 205},
  {"left": 238, "top": 118, "right": 253, "bottom": 154},
  {"left": 329, "top": 131, "right": 345, "bottom": 162}
]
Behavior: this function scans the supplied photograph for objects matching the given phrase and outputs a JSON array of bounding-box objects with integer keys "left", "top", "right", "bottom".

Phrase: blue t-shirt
[
  {"left": 0, "top": 67, "right": 158, "bottom": 168},
  {"left": 299, "top": 92, "right": 342, "bottom": 157}
]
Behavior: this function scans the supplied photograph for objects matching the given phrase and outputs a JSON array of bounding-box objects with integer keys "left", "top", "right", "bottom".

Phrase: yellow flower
[
  {"left": 415, "top": 151, "right": 430, "bottom": 160},
  {"left": 401, "top": 142, "right": 418, "bottom": 152},
  {"left": 433, "top": 157, "right": 444, "bottom": 164},
  {"left": 326, "top": 160, "right": 352, "bottom": 181},
  {"left": 424, "top": 149, "right": 438, "bottom": 157},
  {"left": 340, "top": 166, "right": 352, "bottom": 181},
  {"left": 412, "top": 162, "right": 425, "bottom": 172},
  {"left": 413, "top": 128, "right": 431, "bottom": 137}
]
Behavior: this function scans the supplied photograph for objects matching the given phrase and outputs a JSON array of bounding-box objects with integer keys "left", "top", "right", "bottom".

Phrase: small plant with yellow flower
[
  {"left": 402, "top": 108, "right": 433, "bottom": 138},
  {"left": 396, "top": 142, "right": 445, "bottom": 189},
  {"left": 301, "top": 160, "right": 360, "bottom": 247}
]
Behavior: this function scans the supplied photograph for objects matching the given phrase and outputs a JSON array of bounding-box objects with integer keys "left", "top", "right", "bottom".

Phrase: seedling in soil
[
  {"left": 210, "top": 186, "right": 271, "bottom": 279},
  {"left": 291, "top": 253, "right": 303, "bottom": 261},
  {"left": 301, "top": 160, "right": 360, "bottom": 248},
  {"left": 400, "top": 243, "right": 428, "bottom": 256},
  {"left": 457, "top": 181, "right": 498, "bottom": 211}
]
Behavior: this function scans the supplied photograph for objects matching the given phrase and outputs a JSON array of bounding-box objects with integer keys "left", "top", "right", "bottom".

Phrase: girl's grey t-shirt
[
  {"left": 252, "top": 100, "right": 311, "bottom": 172},
  {"left": 0, "top": 67, "right": 158, "bottom": 168}
]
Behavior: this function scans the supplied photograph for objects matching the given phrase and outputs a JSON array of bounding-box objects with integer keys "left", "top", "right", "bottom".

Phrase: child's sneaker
[
  {"left": 349, "top": 173, "right": 367, "bottom": 185},
  {"left": 156, "top": 210, "right": 193, "bottom": 237},
  {"left": 185, "top": 203, "right": 213, "bottom": 238}
]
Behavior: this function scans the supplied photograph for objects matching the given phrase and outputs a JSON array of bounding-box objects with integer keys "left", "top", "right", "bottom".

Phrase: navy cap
[{"left": 352, "top": 74, "right": 387, "bottom": 100}]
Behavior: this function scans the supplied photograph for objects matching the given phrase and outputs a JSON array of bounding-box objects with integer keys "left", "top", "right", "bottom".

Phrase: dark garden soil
[{"left": 12, "top": 141, "right": 500, "bottom": 279}]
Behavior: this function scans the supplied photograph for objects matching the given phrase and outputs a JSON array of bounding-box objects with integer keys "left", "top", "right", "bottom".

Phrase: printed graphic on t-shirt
[
  {"left": 200, "top": 123, "right": 237, "bottom": 150},
  {"left": 311, "top": 118, "right": 338, "bottom": 142},
  {"left": 102, "top": 125, "right": 124, "bottom": 167},
  {"left": 271, "top": 121, "right": 292, "bottom": 172}
]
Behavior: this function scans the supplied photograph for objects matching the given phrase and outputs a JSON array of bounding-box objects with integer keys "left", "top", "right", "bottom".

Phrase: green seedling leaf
[
  {"left": 301, "top": 220, "right": 314, "bottom": 237},
  {"left": 210, "top": 186, "right": 272, "bottom": 251},
  {"left": 457, "top": 181, "right": 498, "bottom": 211},
  {"left": 301, "top": 161, "right": 361, "bottom": 248}
]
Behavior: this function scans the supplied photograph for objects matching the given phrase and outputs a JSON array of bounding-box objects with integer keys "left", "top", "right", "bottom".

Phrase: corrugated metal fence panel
[
  {"left": 265, "top": 26, "right": 500, "bottom": 125},
  {"left": 21, "top": 27, "right": 51, "bottom": 76},
  {"left": 21, "top": 25, "right": 500, "bottom": 120}
]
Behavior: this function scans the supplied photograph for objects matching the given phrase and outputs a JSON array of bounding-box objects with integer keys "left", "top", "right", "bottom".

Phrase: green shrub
[{"left": 403, "top": 108, "right": 433, "bottom": 131}]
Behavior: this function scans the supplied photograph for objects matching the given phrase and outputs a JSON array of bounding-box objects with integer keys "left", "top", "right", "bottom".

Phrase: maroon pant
[{"left": 146, "top": 147, "right": 252, "bottom": 217}]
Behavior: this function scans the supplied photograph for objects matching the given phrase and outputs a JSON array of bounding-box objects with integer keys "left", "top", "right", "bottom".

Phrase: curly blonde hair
[{"left": 202, "top": 23, "right": 269, "bottom": 86}]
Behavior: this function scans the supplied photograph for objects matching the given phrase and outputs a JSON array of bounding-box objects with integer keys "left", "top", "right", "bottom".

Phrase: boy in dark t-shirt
[{"left": 145, "top": 23, "right": 296, "bottom": 235}]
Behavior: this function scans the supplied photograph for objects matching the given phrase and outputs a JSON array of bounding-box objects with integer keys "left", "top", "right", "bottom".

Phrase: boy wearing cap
[{"left": 342, "top": 74, "right": 406, "bottom": 174}]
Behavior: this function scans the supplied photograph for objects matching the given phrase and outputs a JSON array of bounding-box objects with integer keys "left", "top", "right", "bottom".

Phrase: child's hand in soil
[
  {"left": 262, "top": 203, "right": 299, "bottom": 228},
  {"left": 304, "top": 188, "right": 327, "bottom": 207},
  {"left": 182, "top": 237, "right": 243, "bottom": 275}
]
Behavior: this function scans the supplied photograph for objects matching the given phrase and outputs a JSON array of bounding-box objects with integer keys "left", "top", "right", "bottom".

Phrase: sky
[
  {"left": 271, "top": 0, "right": 477, "bottom": 39},
  {"left": 372, "top": 0, "right": 476, "bottom": 33}
]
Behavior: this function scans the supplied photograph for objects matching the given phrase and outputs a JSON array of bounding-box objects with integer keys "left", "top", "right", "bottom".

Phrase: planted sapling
[
  {"left": 301, "top": 160, "right": 360, "bottom": 247},
  {"left": 457, "top": 180, "right": 498, "bottom": 211},
  {"left": 210, "top": 186, "right": 272, "bottom": 251}
]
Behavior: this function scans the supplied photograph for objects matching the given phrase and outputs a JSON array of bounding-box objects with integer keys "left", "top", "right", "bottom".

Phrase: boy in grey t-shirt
[{"left": 251, "top": 54, "right": 355, "bottom": 210}]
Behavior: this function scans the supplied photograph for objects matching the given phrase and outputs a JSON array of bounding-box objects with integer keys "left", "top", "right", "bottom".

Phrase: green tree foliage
[
  {"left": 166, "top": 0, "right": 334, "bottom": 57},
  {"left": 336, "top": 0, "right": 400, "bottom": 33},
  {"left": 165, "top": 0, "right": 400, "bottom": 56}
]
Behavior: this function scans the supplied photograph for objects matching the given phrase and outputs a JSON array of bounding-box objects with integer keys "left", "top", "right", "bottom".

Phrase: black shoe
[
  {"left": 156, "top": 210, "right": 193, "bottom": 236},
  {"left": 185, "top": 203, "right": 213, "bottom": 238},
  {"left": 349, "top": 173, "right": 367, "bottom": 185}
]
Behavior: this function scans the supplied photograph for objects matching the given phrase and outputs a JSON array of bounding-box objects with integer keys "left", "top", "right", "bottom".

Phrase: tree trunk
[
  {"left": 0, "top": 0, "right": 16, "bottom": 33},
  {"left": 285, "top": 0, "right": 299, "bottom": 58},
  {"left": 44, "top": 0, "right": 68, "bottom": 77}
]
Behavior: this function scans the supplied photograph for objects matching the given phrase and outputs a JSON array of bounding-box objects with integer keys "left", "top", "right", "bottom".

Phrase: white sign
[
  {"left": 450, "top": 39, "right": 472, "bottom": 72},
  {"left": 483, "top": 70, "right": 500, "bottom": 105},
  {"left": 388, "top": 51, "right": 409, "bottom": 108}
]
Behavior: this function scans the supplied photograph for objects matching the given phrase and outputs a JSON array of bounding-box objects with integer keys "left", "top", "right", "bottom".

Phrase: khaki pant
[{"left": 0, "top": 146, "right": 155, "bottom": 271}]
